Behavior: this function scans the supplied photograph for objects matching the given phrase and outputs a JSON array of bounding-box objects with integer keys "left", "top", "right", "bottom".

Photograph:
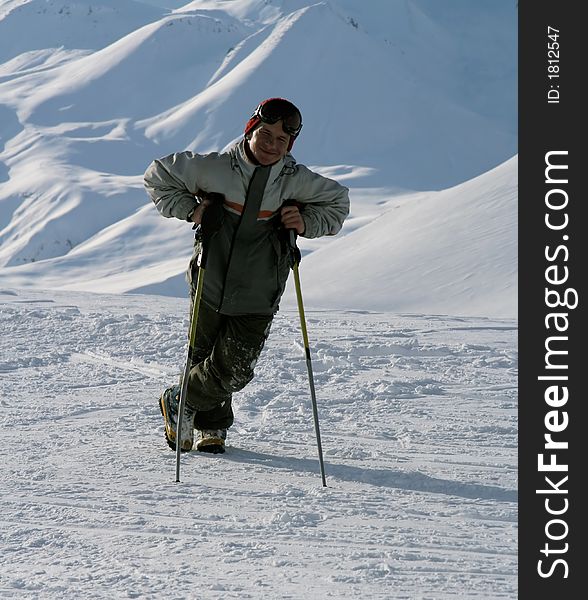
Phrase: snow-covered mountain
[
  {"left": 292, "top": 156, "right": 517, "bottom": 318},
  {"left": 0, "top": 0, "right": 517, "bottom": 317},
  {"left": 0, "top": 4, "right": 519, "bottom": 597}
]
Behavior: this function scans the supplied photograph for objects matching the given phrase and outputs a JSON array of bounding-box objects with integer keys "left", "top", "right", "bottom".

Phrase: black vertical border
[{"left": 519, "top": 1, "right": 584, "bottom": 597}]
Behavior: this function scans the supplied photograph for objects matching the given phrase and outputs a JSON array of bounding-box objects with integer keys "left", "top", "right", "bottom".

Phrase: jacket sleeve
[
  {"left": 143, "top": 152, "right": 202, "bottom": 221},
  {"left": 294, "top": 166, "right": 350, "bottom": 239}
]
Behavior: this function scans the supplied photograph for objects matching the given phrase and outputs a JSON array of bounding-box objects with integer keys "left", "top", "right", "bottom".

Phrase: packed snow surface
[{"left": 0, "top": 288, "right": 517, "bottom": 599}]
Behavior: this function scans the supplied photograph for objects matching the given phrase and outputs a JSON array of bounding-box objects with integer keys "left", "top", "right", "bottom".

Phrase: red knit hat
[{"left": 244, "top": 97, "right": 303, "bottom": 151}]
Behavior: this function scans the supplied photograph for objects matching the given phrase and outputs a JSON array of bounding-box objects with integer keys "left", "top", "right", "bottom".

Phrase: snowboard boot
[
  {"left": 159, "top": 385, "right": 195, "bottom": 452},
  {"left": 196, "top": 429, "right": 227, "bottom": 454}
]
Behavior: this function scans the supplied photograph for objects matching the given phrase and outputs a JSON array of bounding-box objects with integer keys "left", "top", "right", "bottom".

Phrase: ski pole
[
  {"left": 289, "top": 229, "right": 327, "bottom": 487},
  {"left": 175, "top": 256, "right": 205, "bottom": 482},
  {"left": 175, "top": 194, "right": 224, "bottom": 483}
]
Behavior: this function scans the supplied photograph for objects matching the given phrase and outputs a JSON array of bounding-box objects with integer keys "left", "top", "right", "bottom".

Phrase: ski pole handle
[
  {"left": 195, "top": 192, "right": 225, "bottom": 269},
  {"left": 287, "top": 228, "right": 301, "bottom": 266},
  {"left": 282, "top": 200, "right": 302, "bottom": 265}
]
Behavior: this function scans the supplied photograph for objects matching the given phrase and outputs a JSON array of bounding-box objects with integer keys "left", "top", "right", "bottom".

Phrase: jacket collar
[{"left": 232, "top": 139, "right": 296, "bottom": 181}]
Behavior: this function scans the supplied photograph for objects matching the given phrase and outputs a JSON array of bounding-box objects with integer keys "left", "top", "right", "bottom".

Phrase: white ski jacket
[{"left": 144, "top": 140, "right": 349, "bottom": 314}]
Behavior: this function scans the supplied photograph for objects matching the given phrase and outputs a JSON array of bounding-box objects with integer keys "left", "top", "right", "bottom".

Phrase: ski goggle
[{"left": 253, "top": 99, "right": 303, "bottom": 137}]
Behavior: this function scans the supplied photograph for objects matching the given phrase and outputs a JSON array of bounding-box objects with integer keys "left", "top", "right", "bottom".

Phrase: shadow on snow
[{"left": 221, "top": 447, "right": 517, "bottom": 503}]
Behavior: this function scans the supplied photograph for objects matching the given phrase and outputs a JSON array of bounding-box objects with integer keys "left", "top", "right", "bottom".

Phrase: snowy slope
[
  {"left": 0, "top": 0, "right": 165, "bottom": 64},
  {"left": 284, "top": 156, "right": 518, "bottom": 318},
  {"left": 0, "top": 288, "right": 518, "bottom": 599},
  {"left": 0, "top": 4, "right": 518, "bottom": 595}
]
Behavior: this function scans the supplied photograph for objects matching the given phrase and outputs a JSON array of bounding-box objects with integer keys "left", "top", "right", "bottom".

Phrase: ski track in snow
[{"left": 0, "top": 289, "right": 517, "bottom": 599}]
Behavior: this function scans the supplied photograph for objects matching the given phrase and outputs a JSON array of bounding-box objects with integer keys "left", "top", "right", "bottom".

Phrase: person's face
[{"left": 248, "top": 121, "right": 291, "bottom": 165}]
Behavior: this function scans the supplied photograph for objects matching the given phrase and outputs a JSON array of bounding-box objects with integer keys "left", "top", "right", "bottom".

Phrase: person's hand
[
  {"left": 190, "top": 198, "right": 211, "bottom": 224},
  {"left": 280, "top": 204, "right": 305, "bottom": 234}
]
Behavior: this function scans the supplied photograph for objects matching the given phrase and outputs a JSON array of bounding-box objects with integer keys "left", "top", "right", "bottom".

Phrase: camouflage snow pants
[{"left": 185, "top": 300, "right": 273, "bottom": 430}]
